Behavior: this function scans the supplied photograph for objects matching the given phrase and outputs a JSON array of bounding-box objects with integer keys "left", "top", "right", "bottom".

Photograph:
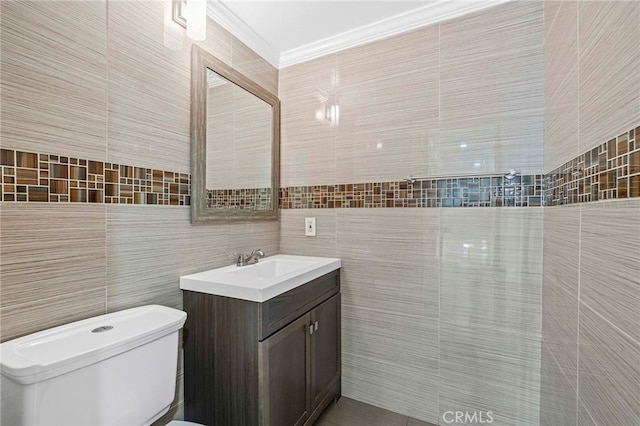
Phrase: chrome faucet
[{"left": 236, "top": 249, "right": 265, "bottom": 267}]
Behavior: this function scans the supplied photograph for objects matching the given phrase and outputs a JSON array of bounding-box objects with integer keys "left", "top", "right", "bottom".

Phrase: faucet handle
[
  {"left": 251, "top": 249, "right": 265, "bottom": 258},
  {"left": 236, "top": 253, "right": 247, "bottom": 266}
]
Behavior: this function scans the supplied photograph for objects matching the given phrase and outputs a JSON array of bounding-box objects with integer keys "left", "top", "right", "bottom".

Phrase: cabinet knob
[
  {"left": 314, "top": 321, "right": 319, "bottom": 331},
  {"left": 309, "top": 325, "right": 314, "bottom": 335}
]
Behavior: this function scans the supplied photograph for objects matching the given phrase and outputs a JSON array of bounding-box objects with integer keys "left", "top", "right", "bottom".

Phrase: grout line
[
  {"left": 580, "top": 300, "right": 640, "bottom": 349},
  {"left": 436, "top": 20, "right": 442, "bottom": 425},
  {"left": 541, "top": 337, "right": 574, "bottom": 393},
  {"left": 105, "top": 0, "right": 109, "bottom": 315},
  {"left": 543, "top": 0, "right": 563, "bottom": 46},
  {"left": 577, "top": 395, "right": 599, "bottom": 426},
  {"left": 575, "top": 4, "right": 581, "bottom": 424}
]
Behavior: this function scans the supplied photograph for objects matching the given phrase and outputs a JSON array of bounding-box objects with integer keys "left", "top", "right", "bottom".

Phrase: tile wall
[
  {"left": 279, "top": 2, "right": 545, "bottom": 425},
  {"left": 540, "top": 2, "right": 640, "bottom": 426},
  {"left": 2, "top": 1, "right": 638, "bottom": 426},
  {"left": 281, "top": 174, "right": 545, "bottom": 209},
  {"left": 0, "top": 1, "right": 279, "bottom": 423},
  {"left": 545, "top": 126, "right": 640, "bottom": 205},
  {"left": 0, "top": 148, "right": 191, "bottom": 205}
]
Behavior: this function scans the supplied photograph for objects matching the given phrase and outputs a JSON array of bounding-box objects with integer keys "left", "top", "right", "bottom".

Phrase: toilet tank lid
[{"left": 0, "top": 305, "right": 186, "bottom": 385}]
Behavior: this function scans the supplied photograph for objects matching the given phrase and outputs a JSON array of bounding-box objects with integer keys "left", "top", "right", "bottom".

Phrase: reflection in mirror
[
  {"left": 191, "top": 45, "right": 279, "bottom": 224},
  {"left": 206, "top": 69, "right": 273, "bottom": 210}
]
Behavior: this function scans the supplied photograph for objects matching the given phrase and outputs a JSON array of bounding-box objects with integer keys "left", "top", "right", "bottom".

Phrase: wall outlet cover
[{"left": 305, "top": 217, "right": 316, "bottom": 237}]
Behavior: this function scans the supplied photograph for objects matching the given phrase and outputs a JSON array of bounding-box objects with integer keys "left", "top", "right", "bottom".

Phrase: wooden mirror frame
[{"left": 191, "top": 45, "right": 280, "bottom": 224}]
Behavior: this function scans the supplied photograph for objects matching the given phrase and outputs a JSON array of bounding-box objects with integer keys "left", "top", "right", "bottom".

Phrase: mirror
[{"left": 191, "top": 45, "right": 280, "bottom": 223}]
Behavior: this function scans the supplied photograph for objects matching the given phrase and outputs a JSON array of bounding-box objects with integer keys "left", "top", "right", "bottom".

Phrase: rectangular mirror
[{"left": 191, "top": 45, "right": 280, "bottom": 223}]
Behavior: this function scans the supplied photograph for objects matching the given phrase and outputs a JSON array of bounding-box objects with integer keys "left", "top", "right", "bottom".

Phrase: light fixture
[
  {"left": 172, "top": 0, "right": 206, "bottom": 41},
  {"left": 315, "top": 90, "right": 340, "bottom": 127},
  {"left": 504, "top": 169, "right": 518, "bottom": 180}
]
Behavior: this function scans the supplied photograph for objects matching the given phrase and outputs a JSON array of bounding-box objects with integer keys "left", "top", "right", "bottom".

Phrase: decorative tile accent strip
[
  {"left": 0, "top": 149, "right": 191, "bottom": 205},
  {"left": 545, "top": 126, "right": 640, "bottom": 205},
  {"left": 281, "top": 126, "right": 639, "bottom": 209},
  {"left": 280, "top": 174, "right": 545, "bottom": 209},
  {"left": 4, "top": 126, "right": 636, "bottom": 209},
  {"left": 206, "top": 188, "right": 272, "bottom": 210}
]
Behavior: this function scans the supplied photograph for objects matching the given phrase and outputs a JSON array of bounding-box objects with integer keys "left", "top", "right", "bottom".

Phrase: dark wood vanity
[{"left": 183, "top": 269, "right": 341, "bottom": 426}]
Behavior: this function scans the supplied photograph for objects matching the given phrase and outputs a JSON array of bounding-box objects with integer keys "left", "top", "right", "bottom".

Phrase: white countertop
[{"left": 179, "top": 254, "right": 341, "bottom": 302}]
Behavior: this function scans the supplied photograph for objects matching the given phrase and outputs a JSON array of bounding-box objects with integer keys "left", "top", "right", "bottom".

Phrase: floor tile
[
  {"left": 407, "top": 417, "right": 437, "bottom": 426},
  {"left": 316, "top": 397, "right": 437, "bottom": 426},
  {"left": 316, "top": 397, "right": 407, "bottom": 426}
]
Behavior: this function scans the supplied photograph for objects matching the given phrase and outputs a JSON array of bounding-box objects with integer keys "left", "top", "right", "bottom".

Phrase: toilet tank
[{"left": 0, "top": 305, "right": 187, "bottom": 426}]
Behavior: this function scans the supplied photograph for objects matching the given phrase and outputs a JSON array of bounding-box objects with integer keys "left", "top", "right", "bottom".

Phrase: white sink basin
[
  {"left": 228, "top": 257, "right": 316, "bottom": 279},
  {"left": 180, "top": 254, "right": 341, "bottom": 302}
]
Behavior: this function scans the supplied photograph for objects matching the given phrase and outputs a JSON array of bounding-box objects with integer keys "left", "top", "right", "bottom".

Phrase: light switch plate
[{"left": 305, "top": 217, "right": 316, "bottom": 237}]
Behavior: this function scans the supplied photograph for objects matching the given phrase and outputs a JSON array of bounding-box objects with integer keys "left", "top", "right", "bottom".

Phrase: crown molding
[
  {"left": 206, "top": 0, "right": 281, "bottom": 68},
  {"left": 208, "top": 0, "right": 511, "bottom": 70},
  {"left": 279, "top": 0, "right": 511, "bottom": 68}
]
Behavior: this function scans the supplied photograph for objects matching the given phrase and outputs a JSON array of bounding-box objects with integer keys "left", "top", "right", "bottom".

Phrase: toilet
[{"left": 0, "top": 305, "right": 200, "bottom": 426}]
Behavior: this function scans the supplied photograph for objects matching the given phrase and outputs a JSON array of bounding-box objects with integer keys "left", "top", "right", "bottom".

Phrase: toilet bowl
[{"left": 0, "top": 305, "right": 202, "bottom": 426}]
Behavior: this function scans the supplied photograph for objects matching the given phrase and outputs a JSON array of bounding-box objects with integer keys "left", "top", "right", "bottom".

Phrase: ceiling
[{"left": 206, "top": 0, "right": 511, "bottom": 69}]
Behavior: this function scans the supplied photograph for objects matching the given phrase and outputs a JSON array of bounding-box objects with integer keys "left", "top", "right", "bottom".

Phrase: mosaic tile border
[
  {"left": 206, "top": 188, "right": 272, "bottom": 210},
  {"left": 0, "top": 149, "right": 191, "bottom": 205},
  {"left": 545, "top": 126, "right": 640, "bottom": 205},
  {"left": 2, "top": 125, "right": 637, "bottom": 209},
  {"left": 280, "top": 125, "right": 640, "bottom": 209},
  {"left": 280, "top": 174, "right": 545, "bottom": 209}
]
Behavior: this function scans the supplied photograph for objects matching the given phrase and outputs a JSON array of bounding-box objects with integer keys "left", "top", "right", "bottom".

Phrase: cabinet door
[
  {"left": 310, "top": 293, "right": 341, "bottom": 409},
  {"left": 259, "top": 312, "right": 311, "bottom": 426}
]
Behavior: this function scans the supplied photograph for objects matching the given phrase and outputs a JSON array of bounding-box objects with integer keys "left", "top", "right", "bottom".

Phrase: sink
[
  {"left": 180, "top": 254, "right": 341, "bottom": 302},
  {"left": 228, "top": 257, "right": 316, "bottom": 279}
]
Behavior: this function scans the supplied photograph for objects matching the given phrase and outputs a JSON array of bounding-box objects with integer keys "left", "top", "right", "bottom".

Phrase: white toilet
[{"left": 0, "top": 305, "right": 200, "bottom": 426}]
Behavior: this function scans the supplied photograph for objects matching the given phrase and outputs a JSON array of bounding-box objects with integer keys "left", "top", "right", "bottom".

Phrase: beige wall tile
[
  {"left": 439, "top": 1, "right": 544, "bottom": 176},
  {"left": 579, "top": 200, "right": 640, "bottom": 342},
  {"left": 198, "top": 18, "right": 232, "bottom": 67},
  {"left": 578, "top": 303, "right": 640, "bottom": 425},
  {"left": 0, "top": 288, "right": 106, "bottom": 343},
  {"left": 544, "top": 1, "right": 579, "bottom": 171},
  {"left": 226, "top": 220, "right": 280, "bottom": 260},
  {"left": 106, "top": 205, "right": 231, "bottom": 312},
  {"left": 0, "top": 203, "right": 107, "bottom": 307},
  {"left": 342, "top": 306, "right": 437, "bottom": 371},
  {"left": 542, "top": 205, "right": 580, "bottom": 383},
  {"left": 335, "top": 26, "right": 439, "bottom": 183},
  {"left": 541, "top": 2, "right": 639, "bottom": 423},
  {"left": 106, "top": 0, "right": 191, "bottom": 173},
  {"left": 578, "top": 1, "right": 640, "bottom": 154},
  {"left": 439, "top": 208, "right": 543, "bottom": 426},
  {"left": 106, "top": 205, "right": 279, "bottom": 311},
  {"left": 0, "top": 1, "right": 108, "bottom": 161},
  {"left": 336, "top": 209, "right": 439, "bottom": 318},
  {"left": 577, "top": 398, "right": 597, "bottom": 426},
  {"left": 0, "top": 203, "right": 107, "bottom": 341},
  {"left": 232, "top": 38, "right": 278, "bottom": 97},
  {"left": 335, "top": 209, "right": 439, "bottom": 423},
  {"left": 342, "top": 352, "right": 439, "bottom": 424},
  {"left": 539, "top": 343, "right": 576, "bottom": 426},
  {"left": 279, "top": 209, "right": 337, "bottom": 257},
  {"left": 279, "top": 55, "right": 338, "bottom": 187}
]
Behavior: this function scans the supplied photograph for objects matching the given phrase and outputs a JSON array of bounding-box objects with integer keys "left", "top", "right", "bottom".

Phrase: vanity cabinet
[{"left": 183, "top": 269, "right": 341, "bottom": 426}]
